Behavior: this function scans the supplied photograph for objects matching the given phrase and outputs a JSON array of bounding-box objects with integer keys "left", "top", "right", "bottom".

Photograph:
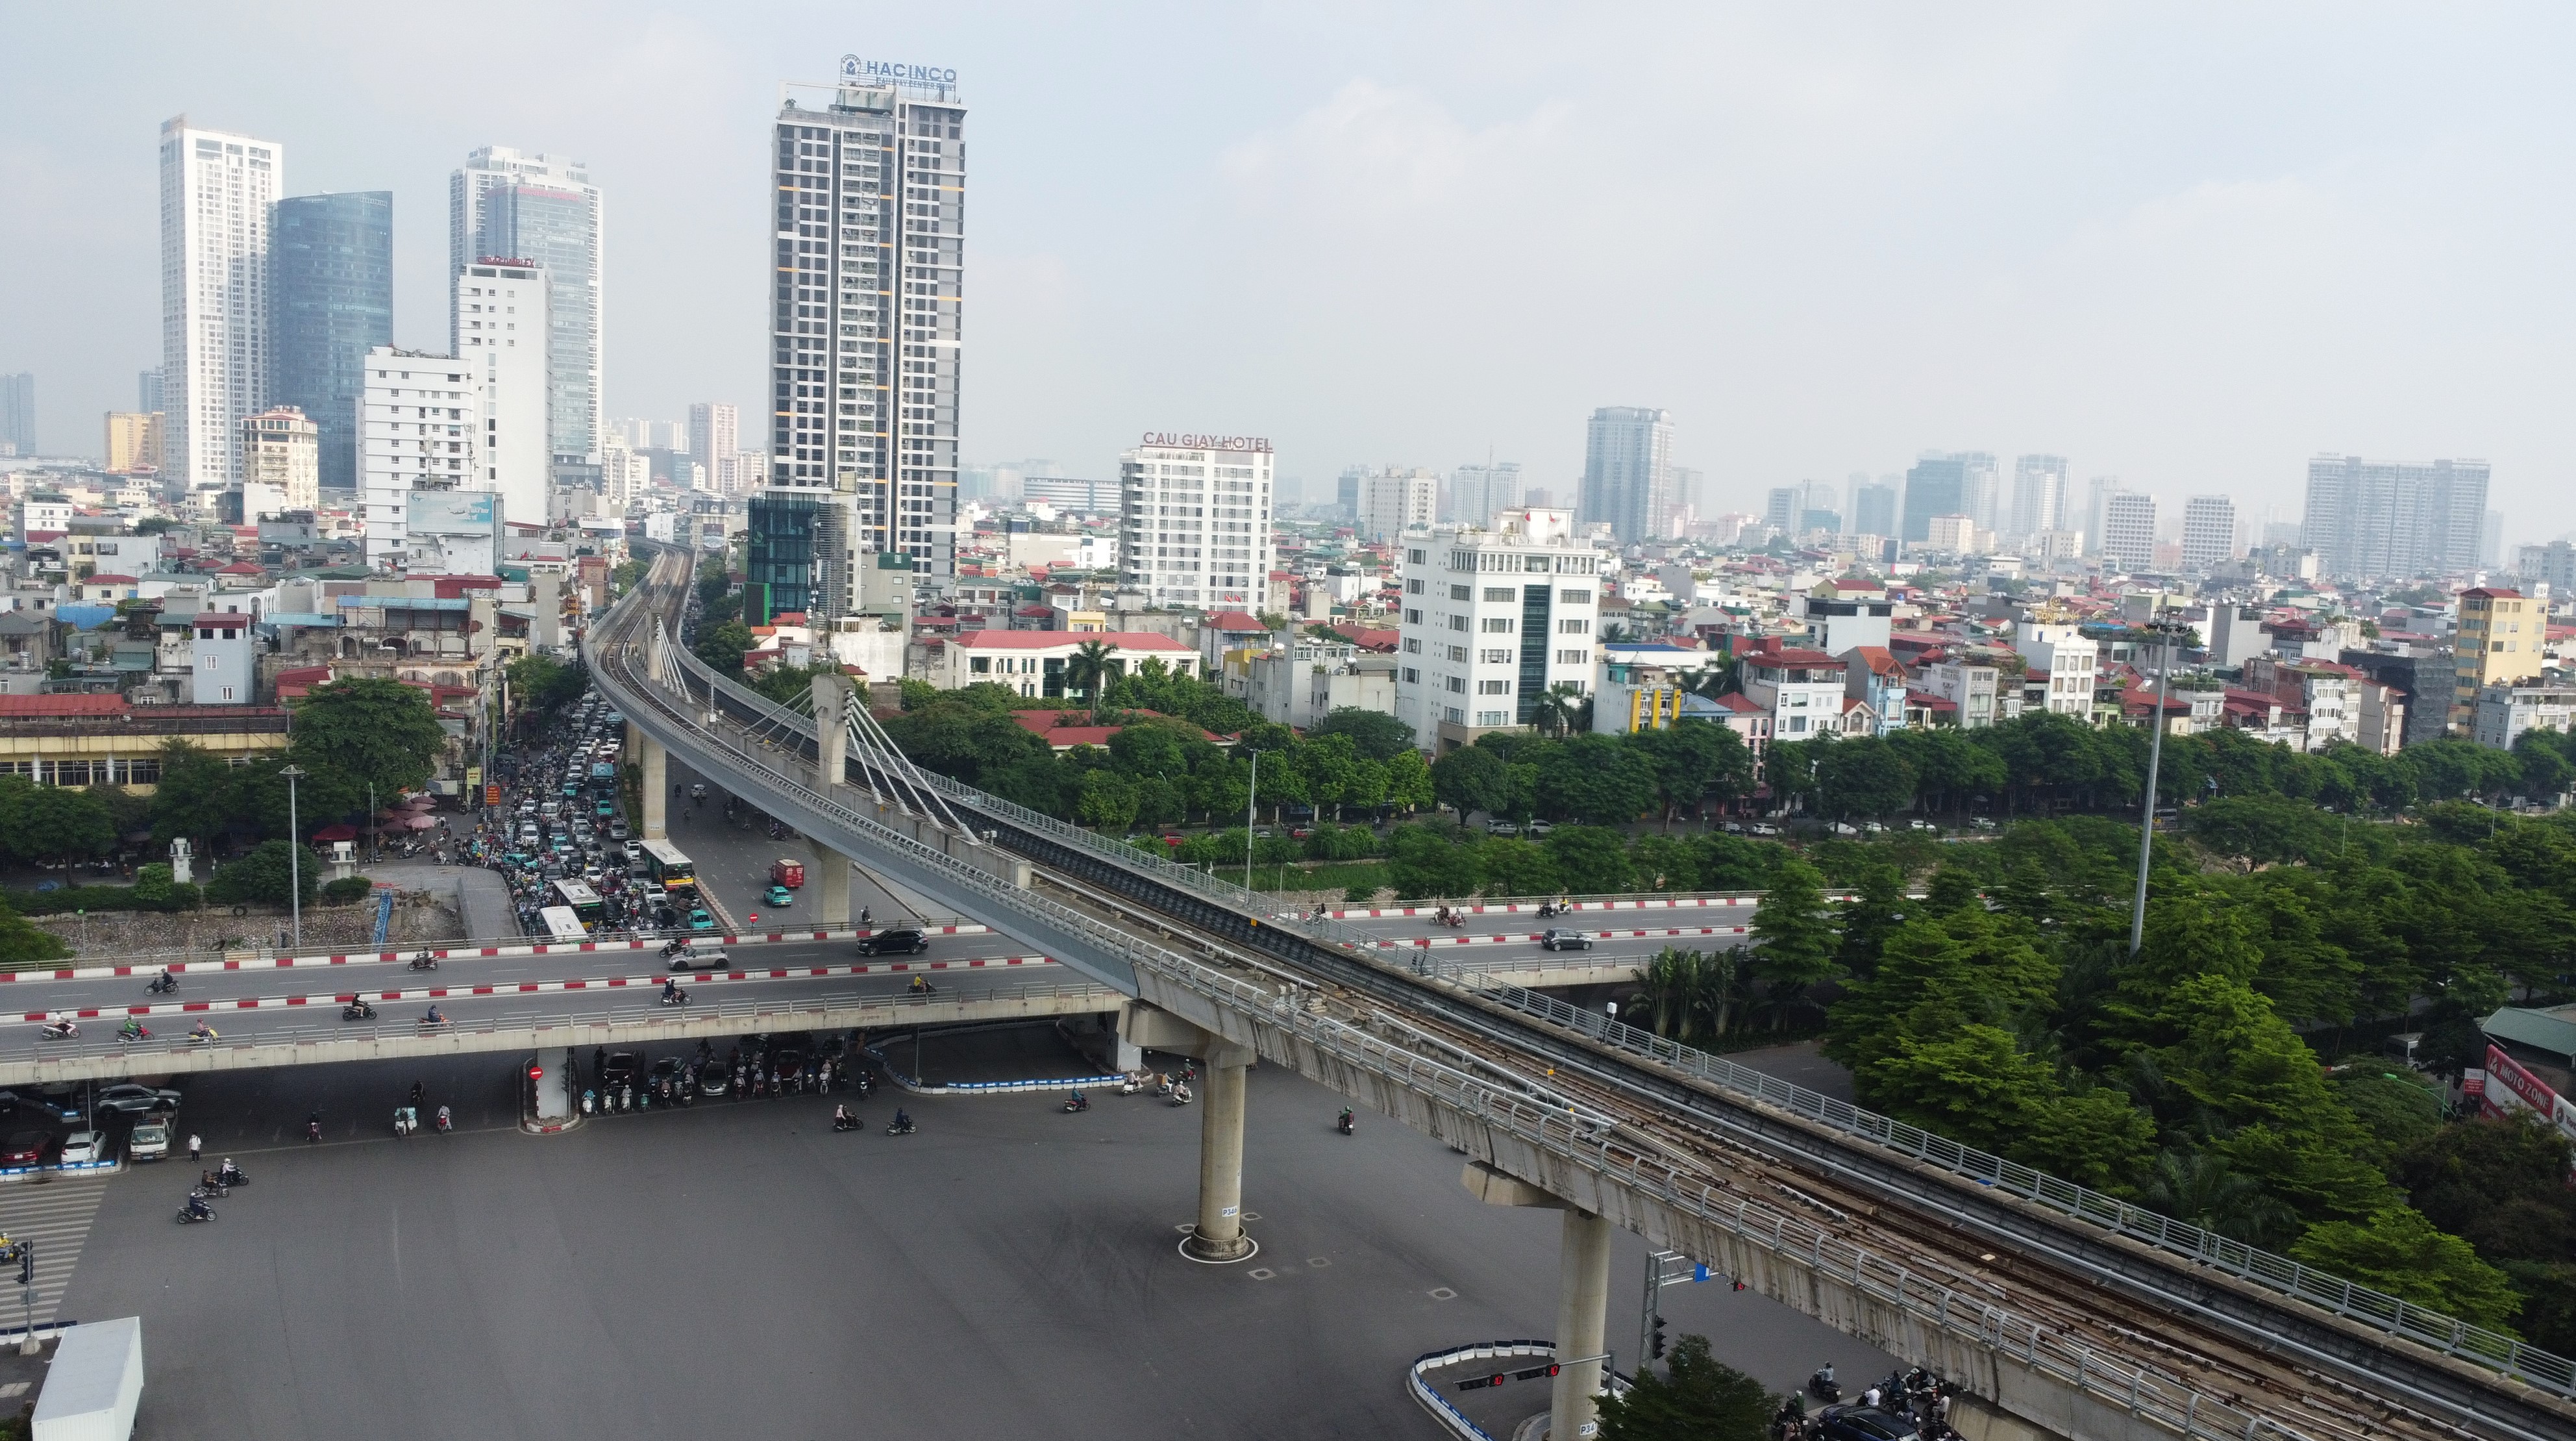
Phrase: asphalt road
[{"left": 58, "top": 1036, "right": 1896, "bottom": 1441}]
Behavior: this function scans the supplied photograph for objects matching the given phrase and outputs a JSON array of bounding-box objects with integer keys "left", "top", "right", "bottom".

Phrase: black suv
[{"left": 856, "top": 927, "right": 929, "bottom": 957}]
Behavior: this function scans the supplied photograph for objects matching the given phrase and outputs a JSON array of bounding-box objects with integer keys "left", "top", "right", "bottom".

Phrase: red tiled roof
[
  {"left": 1845, "top": 645, "right": 1905, "bottom": 677},
  {"left": 1208, "top": 611, "right": 1268, "bottom": 633},
  {"left": 1905, "top": 689, "right": 1959, "bottom": 712}
]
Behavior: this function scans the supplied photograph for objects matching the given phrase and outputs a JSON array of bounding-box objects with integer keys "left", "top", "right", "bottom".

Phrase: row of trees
[{"left": 1648, "top": 802, "right": 2576, "bottom": 1344}]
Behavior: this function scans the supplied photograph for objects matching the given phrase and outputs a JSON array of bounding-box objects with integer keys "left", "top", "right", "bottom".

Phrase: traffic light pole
[
  {"left": 18, "top": 1238, "right": 35, "bottom": 1355},
  {"left": 1637, "top": 1249, "right": 1709, "bottom": 1374}
]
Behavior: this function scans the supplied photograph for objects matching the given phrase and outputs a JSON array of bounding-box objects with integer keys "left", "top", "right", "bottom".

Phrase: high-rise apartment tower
[
  {"left": 452, "top": 147, "right": 602, "bottom": 462},
  {"left": 2180, "top": 495, "right": 2236, "bottom": 571},
  {"left": 2009, "top": 455, "right": 2067, "bottom": 539},
  {"left": 1578, "top": 407, "right": 1671, "bottom": 545},
  {"left": 160, "top": 117, "right": 283, "bottom": 486},
  {"left": 2301, "top": 455, "right": 2489, "bottom": 582},
  {"left": 689, "top": 402, "right": 739, "bottom": 492},
  {"left": 0, "top": 375, "right": 31, "bottom": 457},
  {"left": 768, "top": 58, "right": 967, "bottom": 599},
  {"left": 271, "top": 192, "right": 393, "bottom": 494}
]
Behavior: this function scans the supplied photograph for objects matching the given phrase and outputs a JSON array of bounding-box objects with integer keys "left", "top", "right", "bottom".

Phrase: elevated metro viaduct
[{"left": 594, "top": 545, "right": 2573, "bottom": 1441}]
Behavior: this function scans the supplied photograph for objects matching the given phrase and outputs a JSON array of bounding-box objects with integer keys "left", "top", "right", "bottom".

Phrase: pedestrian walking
[{"left": 188, "top": 1134, "right": 202, "bottom": 1164}]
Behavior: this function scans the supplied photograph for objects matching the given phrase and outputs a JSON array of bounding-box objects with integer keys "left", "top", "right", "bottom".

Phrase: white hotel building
[
  {"left": 1394, "top": 508, "right": 1604, "bottom": 752},
  {"left": 1117, "top": 433, "right": 1274, "bottom": 610},
  {"left": 160, "top": 117, "right": 283, "bottom": 489},
  {"left": 360, "top": 349, "right": 480, "bottom": 567}
]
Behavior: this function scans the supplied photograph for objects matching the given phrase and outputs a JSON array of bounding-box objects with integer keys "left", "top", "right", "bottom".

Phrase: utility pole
[
  {"left": 1245, "top": 747, "right": 1258, "bottom": 893},
  {"left": 2127, "top": 620, "right": 2188, "bottom": 956},
  {"left": 280, "top": 765, "right": 308, "bottom": 947}
]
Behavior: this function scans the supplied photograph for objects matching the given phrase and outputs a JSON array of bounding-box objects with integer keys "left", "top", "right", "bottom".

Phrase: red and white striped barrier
[
  {"left": 12, "top": 953, "right": 1062, "bottom": 1022},
  {"left": 0, "top": 924, "right": 994, "bottom": 985},
  {"left": 1392, "top": 925, "right": 1752, "bottom": 949}
]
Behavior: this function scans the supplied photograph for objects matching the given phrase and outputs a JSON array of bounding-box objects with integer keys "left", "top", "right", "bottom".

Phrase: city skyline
[{"left": 8, "top": 7, "right": 2576, "bottom": 540}]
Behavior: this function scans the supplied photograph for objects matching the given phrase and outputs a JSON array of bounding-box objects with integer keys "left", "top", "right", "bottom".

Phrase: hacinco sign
[
  {"left": 1141, "top": 432, "right": 1273, "bottom": 453},
  {"left": 841, "top": 56, "right": 958, "bottom": 85}
]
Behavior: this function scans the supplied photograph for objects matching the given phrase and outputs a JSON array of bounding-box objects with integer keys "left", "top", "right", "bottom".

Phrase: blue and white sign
[{"left": 841, "top": 56, "right": 958, "bottom": 86}]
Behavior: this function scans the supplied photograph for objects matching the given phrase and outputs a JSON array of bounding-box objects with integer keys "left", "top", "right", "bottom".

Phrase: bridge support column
[
  {"left": 810, "top": 672, "right": 848, "bottom": 786},
  {"left": 639, "top": 737, "right": 667, "bottom": 840},
  {"left": 1185, "top": 1049, "right": 1256, "bottom": 1262},
  {"left": 1464, "top": 1162, "right": 1612, "bottom": 1440},
  {"left": 1121, "top": 1003, "right": 1259, "bottom": 1263},
  {"left": 807, "top": 840, "right": 851, "bottom": 927}
]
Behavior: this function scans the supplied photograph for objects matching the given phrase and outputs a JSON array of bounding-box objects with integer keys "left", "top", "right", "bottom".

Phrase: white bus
[{"left": 538, "top": 906, "right": 588, "bottom": 943}]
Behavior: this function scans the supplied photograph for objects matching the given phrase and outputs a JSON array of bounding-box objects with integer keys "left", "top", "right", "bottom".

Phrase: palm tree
[
  {"left": 1685, "top": 657, "right": 1741, "bottom": 701},
  {"left": 1599, "top": 622, "right": 1635, "bottom": 647},
  {"left": 1530, "top": 682, "right": 1589, "bottom": 738},
  {"left": 1064, "top": 638, "right": 1119, "bottom": 705}
]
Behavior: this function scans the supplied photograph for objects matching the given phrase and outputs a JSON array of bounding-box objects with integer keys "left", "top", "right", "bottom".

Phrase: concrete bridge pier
[
  {"left": 1465, "top": 1162, "right": 1613, "bottom": 1441},
  {"left": 810, "top": 672, "right": 849, "bottom": 785},
  {"left": 532, "top": 1047, "right": 573, "bottom": 1121},
  {"left": 806, "top": 838, "right": 852, "bottom": 927},
  {"left": 639, "top": 736, "right": 667, "bottom": 840},
  {"left": 1122, "top": 1003, "right": 1259, "bottom": 1262}
]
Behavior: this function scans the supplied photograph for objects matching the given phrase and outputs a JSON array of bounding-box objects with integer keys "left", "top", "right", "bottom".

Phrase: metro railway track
[{"left": 593, "top": 545, "right": 2575, "bottom": 1441}]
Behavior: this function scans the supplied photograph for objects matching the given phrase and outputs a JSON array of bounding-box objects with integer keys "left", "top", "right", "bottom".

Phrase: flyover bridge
[{"left": 594, "top": 545, "right": 2574, "bottom": 1441}]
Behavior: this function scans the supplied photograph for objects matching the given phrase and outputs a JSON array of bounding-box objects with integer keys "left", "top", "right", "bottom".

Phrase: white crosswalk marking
[{"left": 0, "top": 1179, "right": 109, "bottom": 1329}]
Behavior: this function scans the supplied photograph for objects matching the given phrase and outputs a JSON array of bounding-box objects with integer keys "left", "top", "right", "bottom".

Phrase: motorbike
[
  {"left": 408, "top": 953, "right": 438, "bottom": 972},
  {"left": 1169, "top": 1085, "right": 1193, "bottom": 1107},
  {"left": 1117, "top": 1074, "right": 1142, "bottom": 1096},
  {"left": 886, "top": 1116, "right": 917, "bottom": 1136},
  {"left": 190, "top": 1180, "right": 230, "bottom": 1200},
  {"left": 580, "top": 1089, "right": 597, "bottom": 1116},
  {"left": 341, "top": 1000, "right": 377, "bottom": 1021},
  {"left": 434, "top": 1109, "right": 452, "bottom": 1135},
  {"left": 1062, "top": 1093, "right": 1089, "bottom": 1113},
  {"left": 831, "top": 1112, "right": 861, "bottom": 1133},
  {"left": 660, "top": 988, "right": 690, "bottom": 1007},
  {"left": 906, "top": 977, "right": 937, "bottom": 996},
  {"left": 660, "top": 939, "right": 689, "bottom": 960},
  {"left": 306, "top": 1118, "right": 322, "bottom": 1144},
  {"left": 175, "top": 1203, "right": 217, "bottom": 1225},
  {"left": 188, "top": 1026, "right": 217, "bottom": 1045},
  {"left": 1337, "top": 1109, "right": 1355, "bottom": 1136},
  {"left": 1807, "top": 1368, "right": 1841, "bottom": 1403},
  {"left": 216, "top": 1164, "right": 247, "bottom": 1187},
  {"left": 1438, "top": 910, "right": 1466, "bottom": 929},
  {"left": 393, "top": 1107, "right": 417, "bottom": 1137},
  {"left": 147, "top": 973, "right": 179, "bottom": 995},
  {"left": 37, "top": 1021, "right": 76, "bottom": 1042},
  {"left": 117, "top": 1023, "right": 152, "bottom": 1044}
]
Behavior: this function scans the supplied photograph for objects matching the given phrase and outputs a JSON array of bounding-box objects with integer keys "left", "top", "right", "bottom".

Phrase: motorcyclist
[
  {"left": 189, "top": 1020, "right": 216, "bottom": 1042},
  {"left": 833, "top": 1103, "right": 851, "bottom": 1128},
  {"left": 421, "top": 1005, "right": 444, "bottom": 1025},
  {"left": 118, "top": 1018, "right": 145, "bottom": 1040},
  {"left": 661, "top": 978, "right": 679, "bottom": 1002},
  {"left": 1338, "top": 1106, "right": 1354, "bottom": 1131},
  {"left": 409, "top": 1081, "right": 425, "bottom": 1106},
  {"left": 184, "top": 1194, "right": 212, "bottom": 1219},
  {"left": 436, "top": 1105, "right": 451, "bottom": 1133},
  {"left": 218, "top": 1159, "right": 243, "bottom": 1186},
  {"left": 893, "top": 1107, "right": 911, "bottom": 1131}
]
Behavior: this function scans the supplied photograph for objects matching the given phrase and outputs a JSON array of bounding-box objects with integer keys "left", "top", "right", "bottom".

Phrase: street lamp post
[
  {"left": 1245, "top": 748, "right": 1258, "bottom": 894},
  {"left": 2127, "top": 620, "right": 2189, "bottom": 957},
  {"left": 280, "top": 765, "right": 308, "bottom": 948}
]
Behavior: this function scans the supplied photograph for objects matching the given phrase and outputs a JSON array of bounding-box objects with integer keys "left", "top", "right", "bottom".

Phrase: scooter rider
[
  {"left": 661, "top": 977, "right": 679, "bottom": 1003},
  {"left": 421, "top": 1005, "right": 445, "bottom": 1025},
  {"left": 189, "top": 1020, "right": 216, "bottom": 1042},
  {"left": 893, "top": 1107, "right": 912, "bottom": 1131}
]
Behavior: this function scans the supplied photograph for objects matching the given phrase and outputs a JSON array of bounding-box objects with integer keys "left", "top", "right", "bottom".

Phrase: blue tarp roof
[{"left": 56, "top": 605, "right": 116, "bottom": 630}]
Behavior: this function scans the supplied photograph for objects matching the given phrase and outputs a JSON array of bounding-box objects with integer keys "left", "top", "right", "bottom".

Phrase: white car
[
  {"left": 58, "top": 1131, "right": 102, "bottom": 1166},
  {"left": 128, "top": 1121, "right": 169, "bottom": 1162}
]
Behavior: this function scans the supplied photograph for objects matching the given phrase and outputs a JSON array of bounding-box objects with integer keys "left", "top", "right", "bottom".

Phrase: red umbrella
[
  {"left": 402, "top": 814, "right": 438, "bottom": 831},
  {"left": 310, "top": 823, "right": 360, "bottom": 843}
]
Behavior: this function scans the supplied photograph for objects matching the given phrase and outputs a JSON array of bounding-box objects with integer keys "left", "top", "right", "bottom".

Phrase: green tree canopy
[
  {"left": 1596, "top": 1333, "right": 1774, "bottom": 1441},
  {"left": 291, "top": 679, "right": 449, "bottom": 797}
]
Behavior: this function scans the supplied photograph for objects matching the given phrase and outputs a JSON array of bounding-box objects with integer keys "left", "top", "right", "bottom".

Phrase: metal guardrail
[{"left": 604, "top": 551, "right": 2566, "bottom": 1430}]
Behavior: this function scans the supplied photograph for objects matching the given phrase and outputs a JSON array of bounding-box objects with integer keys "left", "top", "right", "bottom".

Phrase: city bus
[
  {"left": 588, "top": 761, "right": 618, "bottom": 796},
  {"left": 639, "top": 840, "right": 696, "bottom": 899},
  {"left": 547, "top": 879, "right": 605, "bottom": 931},
  {"left": 538, "top": 906, "right": 588, "bottom": 943}
]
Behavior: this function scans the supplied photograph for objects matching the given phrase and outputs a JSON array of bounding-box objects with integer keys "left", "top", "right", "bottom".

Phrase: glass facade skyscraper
[
  {"left": 271, "top": 192, "right": 392, "bottom": 494},
  {"left": 1578, "top": 406, "right": 1672, "bottom": 544},
  {"left": 452, "top": 148, "right": 603, "bottom": 463}
]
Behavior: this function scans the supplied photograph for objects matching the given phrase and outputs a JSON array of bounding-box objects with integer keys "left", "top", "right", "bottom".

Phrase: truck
[{"left": 769, "top": 857, "right": 804, "bottom": 888}]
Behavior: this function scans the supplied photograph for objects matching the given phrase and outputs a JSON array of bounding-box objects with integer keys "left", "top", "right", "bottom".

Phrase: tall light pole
[
  {"left": 2127, "top": 620, "right": 2190, "bottom": 956},
  {"left": 280, "top": 765, "right": 308, "bottom": 948},
  {"left": 1244, "top": 747, "right": 1258, "bottom": 893}
]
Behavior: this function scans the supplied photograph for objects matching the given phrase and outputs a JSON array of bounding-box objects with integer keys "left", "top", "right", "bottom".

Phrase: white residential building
[
  {"left": 2099, "top": 492, "right": 2157, "bottom": 571},
  {"left": 2473, "top": 682, "right": 2576, "bottom": 753},
  {"left": 160, "top": 117, "right": 283, "bottom": 488},
  {"left": 689, "top": 403, "right": 738, "bottom": 490},
  {"left": 935, "top": 629, "right": 1196, "bottom": 696},
  {"left": 600, "top": 434, "right": 650, "bottom": 511},
  {"left": 1737, "top": 638, "right": 1858, "bottom": 742},
  {"left": 1394, "top": 508, "right": 1604, "bottom": 751},
  {"left": 768, "top": 64, "right": 967, "bottom": 585},
  {"left": 452, "top": 260, "right": 551, "bottom": 529},
  {"left": 360, "top": 348, "right": 481, "bottom": 566},
  {"left": 451, "top": 147, "right": 602, "bottom": 461},
  {"left": 1117, "top": 434, "right": 1276, "bottom": 609},
  {"left": 238, "top": 405, "right": 318, "bottom": 519},
  {"left": 2014, "top": 605, "right": 2098, "bottom": 720},
  {"left": 1924, "top": 660, "right": 2002, "bottom": 729},
  {"left": 1356, "top": 468, "right": 1438, "bottom": 542},
  {"left": 2181, "top": 495, "right": 2236, "bottom": 571}
]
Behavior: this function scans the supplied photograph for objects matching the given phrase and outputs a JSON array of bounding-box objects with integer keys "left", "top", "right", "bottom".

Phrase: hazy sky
[{"left": 6, "top": 3, "right": 2574, "bottom": 540}]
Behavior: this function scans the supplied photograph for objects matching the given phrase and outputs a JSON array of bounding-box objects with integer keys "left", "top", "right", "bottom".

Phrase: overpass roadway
[{"left": 597, "top": 545, "right": 2576, "bottom": 1441}]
